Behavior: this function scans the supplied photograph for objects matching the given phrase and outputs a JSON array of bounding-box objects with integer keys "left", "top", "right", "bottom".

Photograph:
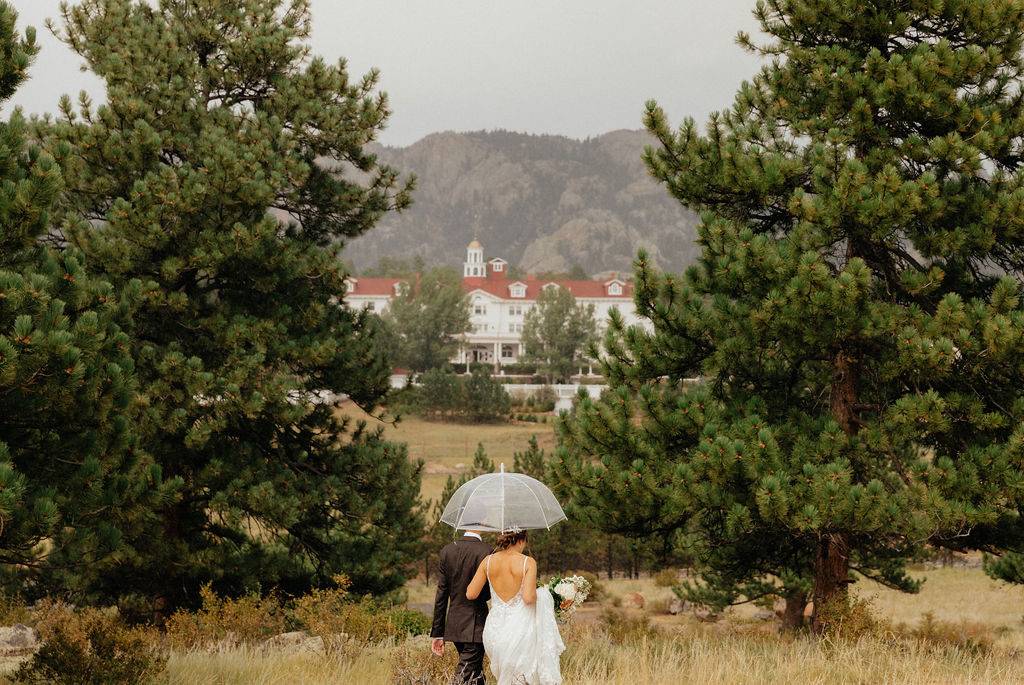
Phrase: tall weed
[{"left": 163, "top": 584, "right": 287, "bottom": 649}]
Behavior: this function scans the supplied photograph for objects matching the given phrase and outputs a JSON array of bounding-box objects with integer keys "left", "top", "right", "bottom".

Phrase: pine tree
[
  {"left": 554, "top": 0, "right": 1024, "bottom": 632},
  {"left": 37, "top": 0, "right": 421, "bottom": 614},
  {"left": 520, "top": 285, "right": 596, "bottom": 384},
  {"left": 0, "top": 1, "right": 166, "bottom": 600}
]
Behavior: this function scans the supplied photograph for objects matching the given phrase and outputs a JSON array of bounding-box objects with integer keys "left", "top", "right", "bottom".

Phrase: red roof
[
  {"left": 462, "top": 277, "right": 631, "bottom": 300},
  {"left": 347, "top": 275, "right": 632, "bottom": 300},
  {"left": 346, "top": 277, "right": 404, "bottom": 296}
]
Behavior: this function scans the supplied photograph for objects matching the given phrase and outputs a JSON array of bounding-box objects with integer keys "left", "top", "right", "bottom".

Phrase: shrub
[
  {"left": 338, "top": 600, "right": 431, "bottom": 644},
  {"left": 13, "top": 606, "right": 166, "bottom": 685},
  {"left": 290, "top": 575, "right": 352, "bottom": 655},
  {"left": 530, "top": 386, "right": 557, "bottom": 412},
  {"left": 903, "top": 611, "right": 994, "bottom": 655},
  {"left": 163, "top": 584, "right": 287, "bottom": 649},
  {"left": 816, "top": 595, "right": 881, "bottom": 640},
  {"left": 291, "top": 576, "right": 429, "bottom": 650},
  {"left": 597, "top": 608, "right": 661, "bottom": 645},
  {"left": 653, "top": 569, "right": 677, "bottom": 588},
  {"left": 0, "top": 591, "right": 30, "bottom": 625}
]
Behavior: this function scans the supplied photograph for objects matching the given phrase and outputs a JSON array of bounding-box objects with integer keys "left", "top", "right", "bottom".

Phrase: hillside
[{"left": 344, "top": 129, "right": 700, "bottom": 277}]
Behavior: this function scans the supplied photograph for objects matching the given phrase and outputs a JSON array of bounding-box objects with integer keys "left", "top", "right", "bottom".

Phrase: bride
[{"left": 466, "top": 529, "right": 565, "bottom": 685}]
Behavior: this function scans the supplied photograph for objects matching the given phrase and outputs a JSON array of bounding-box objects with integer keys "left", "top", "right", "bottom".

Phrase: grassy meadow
[{"left": 84, "top": 567, "right": 1024, "bottom": 684}]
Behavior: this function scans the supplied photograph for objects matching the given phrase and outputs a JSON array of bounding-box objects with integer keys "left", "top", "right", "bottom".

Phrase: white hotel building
[{"left": 345, "top": 240, "right": 643, "bottom": 369}]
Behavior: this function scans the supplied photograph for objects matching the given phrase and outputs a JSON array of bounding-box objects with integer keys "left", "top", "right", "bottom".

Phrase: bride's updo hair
[{"left": 494, "top": 529, "right": 528, "bottom": 551}]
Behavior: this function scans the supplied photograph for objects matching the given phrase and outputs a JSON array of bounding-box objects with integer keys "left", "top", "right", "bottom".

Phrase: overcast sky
[{"left": 6, "top": 0, "right": 766, "bottom": 147}]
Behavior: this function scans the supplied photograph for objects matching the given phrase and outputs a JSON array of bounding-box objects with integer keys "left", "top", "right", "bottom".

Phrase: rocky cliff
[{"left": 344, "top": 129, "right": 700, "bottom": 277}]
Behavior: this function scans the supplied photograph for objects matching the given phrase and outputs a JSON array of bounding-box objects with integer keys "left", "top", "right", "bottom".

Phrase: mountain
[{"left": 344, "top": 129, "right": 701, "bottom": 278}]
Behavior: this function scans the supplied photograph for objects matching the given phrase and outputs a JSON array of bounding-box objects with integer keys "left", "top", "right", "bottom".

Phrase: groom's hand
[{"left": 431, "top": 637, "right": 445, "bottom": 656}]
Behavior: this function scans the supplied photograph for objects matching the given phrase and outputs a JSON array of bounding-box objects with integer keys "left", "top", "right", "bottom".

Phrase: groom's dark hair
[{"left": 493, "top": 529, "right": 528, "bottom": 551}]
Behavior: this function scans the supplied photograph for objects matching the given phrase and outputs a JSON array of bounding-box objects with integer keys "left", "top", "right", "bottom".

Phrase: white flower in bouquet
[
  {"left": 543, "top": 574, "right": 592, "bottom": 622},
  {"left": 553, "top": 581, "right": 577, "bottom": 602}
]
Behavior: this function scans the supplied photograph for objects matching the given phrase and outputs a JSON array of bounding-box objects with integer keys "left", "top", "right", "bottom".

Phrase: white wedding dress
[{"left": 482, "top": 556, "right": 565, "bottom": 685}]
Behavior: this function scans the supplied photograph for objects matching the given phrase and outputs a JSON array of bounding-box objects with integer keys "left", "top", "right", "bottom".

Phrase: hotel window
[
  {"left": 473, "top": 303, "right": 487, "bottom": 316},
  {"left": 509, "top": 305, "right": 523, "bottom": 316},
  {"left": 609, "top": 284, "right": 622, "bottom": 296}
]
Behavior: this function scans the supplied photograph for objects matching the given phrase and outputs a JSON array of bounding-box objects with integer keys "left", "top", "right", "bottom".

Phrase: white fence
[{"left": 501, "top": 383, "right": 604, "bottom": 411}]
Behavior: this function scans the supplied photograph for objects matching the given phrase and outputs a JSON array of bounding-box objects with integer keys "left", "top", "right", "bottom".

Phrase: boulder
[
  {"left": 621, "top": 592, "right": 645, "bottom": 610},
  {"left": 0, "top": 624, "right": 40, "bottom": 656},
  {"left": 692, "top": 605, "right": 721, "bottom": 622},
  {"left": 261, "top": 631, "right": 311, "bottom": 651},
  {"left": 668, "top": 597, "right": 689, "bottom": 615}
]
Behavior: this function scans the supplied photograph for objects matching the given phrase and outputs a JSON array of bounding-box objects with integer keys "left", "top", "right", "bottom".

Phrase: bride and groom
[{"left": 430, "top": 528, "right": 565, "bottom": 685}]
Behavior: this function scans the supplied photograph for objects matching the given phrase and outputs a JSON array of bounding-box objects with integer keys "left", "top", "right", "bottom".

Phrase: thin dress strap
[
  {"left": 486, "top": 555, "right": 491, "bottom": 583},
  {"left": 518, "top": 556, "right": 527, "bottom": 592}
]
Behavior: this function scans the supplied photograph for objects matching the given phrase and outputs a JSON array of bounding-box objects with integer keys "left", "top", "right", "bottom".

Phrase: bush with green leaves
[{"left": 13, "top": 606, "right": 166, "bottom": 685}]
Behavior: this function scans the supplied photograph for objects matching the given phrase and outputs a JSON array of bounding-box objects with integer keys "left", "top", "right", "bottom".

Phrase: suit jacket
[{"left": 431, "top": 535, "right": 492, "bottom": 642}]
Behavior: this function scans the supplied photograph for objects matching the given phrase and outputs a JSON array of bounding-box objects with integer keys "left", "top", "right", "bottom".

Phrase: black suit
[{"left": 431, "top": 534, "right": 491, "bottom": 684}]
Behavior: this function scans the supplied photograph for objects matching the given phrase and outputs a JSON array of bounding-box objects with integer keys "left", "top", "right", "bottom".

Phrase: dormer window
[
  {"left": 509, "top": 283, "right": 526, "bottom": 298},
  {"left": 608, "top": 283, "right": 622, "bottom": 296}
]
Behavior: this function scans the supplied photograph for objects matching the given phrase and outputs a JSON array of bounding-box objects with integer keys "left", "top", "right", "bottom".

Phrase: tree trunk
[
  {"left": 153, "top": 501, "right": 184, "bottom": 626},
  {"left": 810, "top": 346, "right": 858, "bottom": 634},
  {"left": 781, "top": 590, "right": 808, "bottom": 632},
  {"left": 830, "top": 349, "right": 859, "bottom": 434},
  {"left": 607, "top": 538, "right": 613, "bottom": 580},
  {"left": 811, "top": 531, "right": 851, "bottom": 634}
]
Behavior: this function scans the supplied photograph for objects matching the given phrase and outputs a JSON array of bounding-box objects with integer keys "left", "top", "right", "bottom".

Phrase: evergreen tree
[
  {"left": 520, "top": 286, "right": 596, "bottom": 383},
  {"left": 555, "top": 0, "right": 1024, "bottom": 632},
  {"left": 414, "top": 367, "right": 510, "bottom": 423},
  {"left": 38, "top": 0, "right": 421, "bottom": 614},
  {"left": 0, "top": 1, "right": 166, "bottom": 600},
  {"left": 383, "top": 266, "right": 471, "bottom": 373},
  {"left": 513, "top": 436, "right": 604, "bottom": 575},
  {"left": 462, "top": 367, "right": 511, "bottom": 423},
  {"left": 416, "top": 368, "right": 463, "bottom": 420}
]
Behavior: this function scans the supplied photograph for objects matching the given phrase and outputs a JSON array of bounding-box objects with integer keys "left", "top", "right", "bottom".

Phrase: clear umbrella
[{"left": 439, "top": 464, "right": 567, "bottom": 532}]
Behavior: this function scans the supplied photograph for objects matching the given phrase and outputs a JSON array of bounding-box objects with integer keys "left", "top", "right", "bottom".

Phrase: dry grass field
[
  {"left": 136, "top": 568, "right": 1024, "bottom": 684},
  {"left": 336, "top": 400, "right": 557, "bottom": 503}
]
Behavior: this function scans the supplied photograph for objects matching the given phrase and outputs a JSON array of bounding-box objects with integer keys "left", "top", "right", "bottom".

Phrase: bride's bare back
[{"left": 467, "top": 548, "right": 537, "bottom": 605}]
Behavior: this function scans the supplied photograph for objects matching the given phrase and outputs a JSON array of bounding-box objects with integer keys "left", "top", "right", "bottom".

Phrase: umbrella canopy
[{"left": 439, "top": 465, "right": 567, "bottom": 532}]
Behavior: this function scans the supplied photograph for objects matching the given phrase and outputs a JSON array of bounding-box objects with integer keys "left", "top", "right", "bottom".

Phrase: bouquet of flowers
[{"left": 542, "top": 574, "right": 592, "bottom": 622}]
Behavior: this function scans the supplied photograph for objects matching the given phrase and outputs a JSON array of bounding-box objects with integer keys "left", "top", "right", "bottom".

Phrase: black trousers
[{"left": 453, "top": 641, "right": 485, "bottom": 685}]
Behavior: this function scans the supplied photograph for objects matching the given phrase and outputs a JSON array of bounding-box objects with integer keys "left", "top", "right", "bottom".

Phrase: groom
[{"left": 431, "top": 529, "right": 491, "bottom": 685}]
